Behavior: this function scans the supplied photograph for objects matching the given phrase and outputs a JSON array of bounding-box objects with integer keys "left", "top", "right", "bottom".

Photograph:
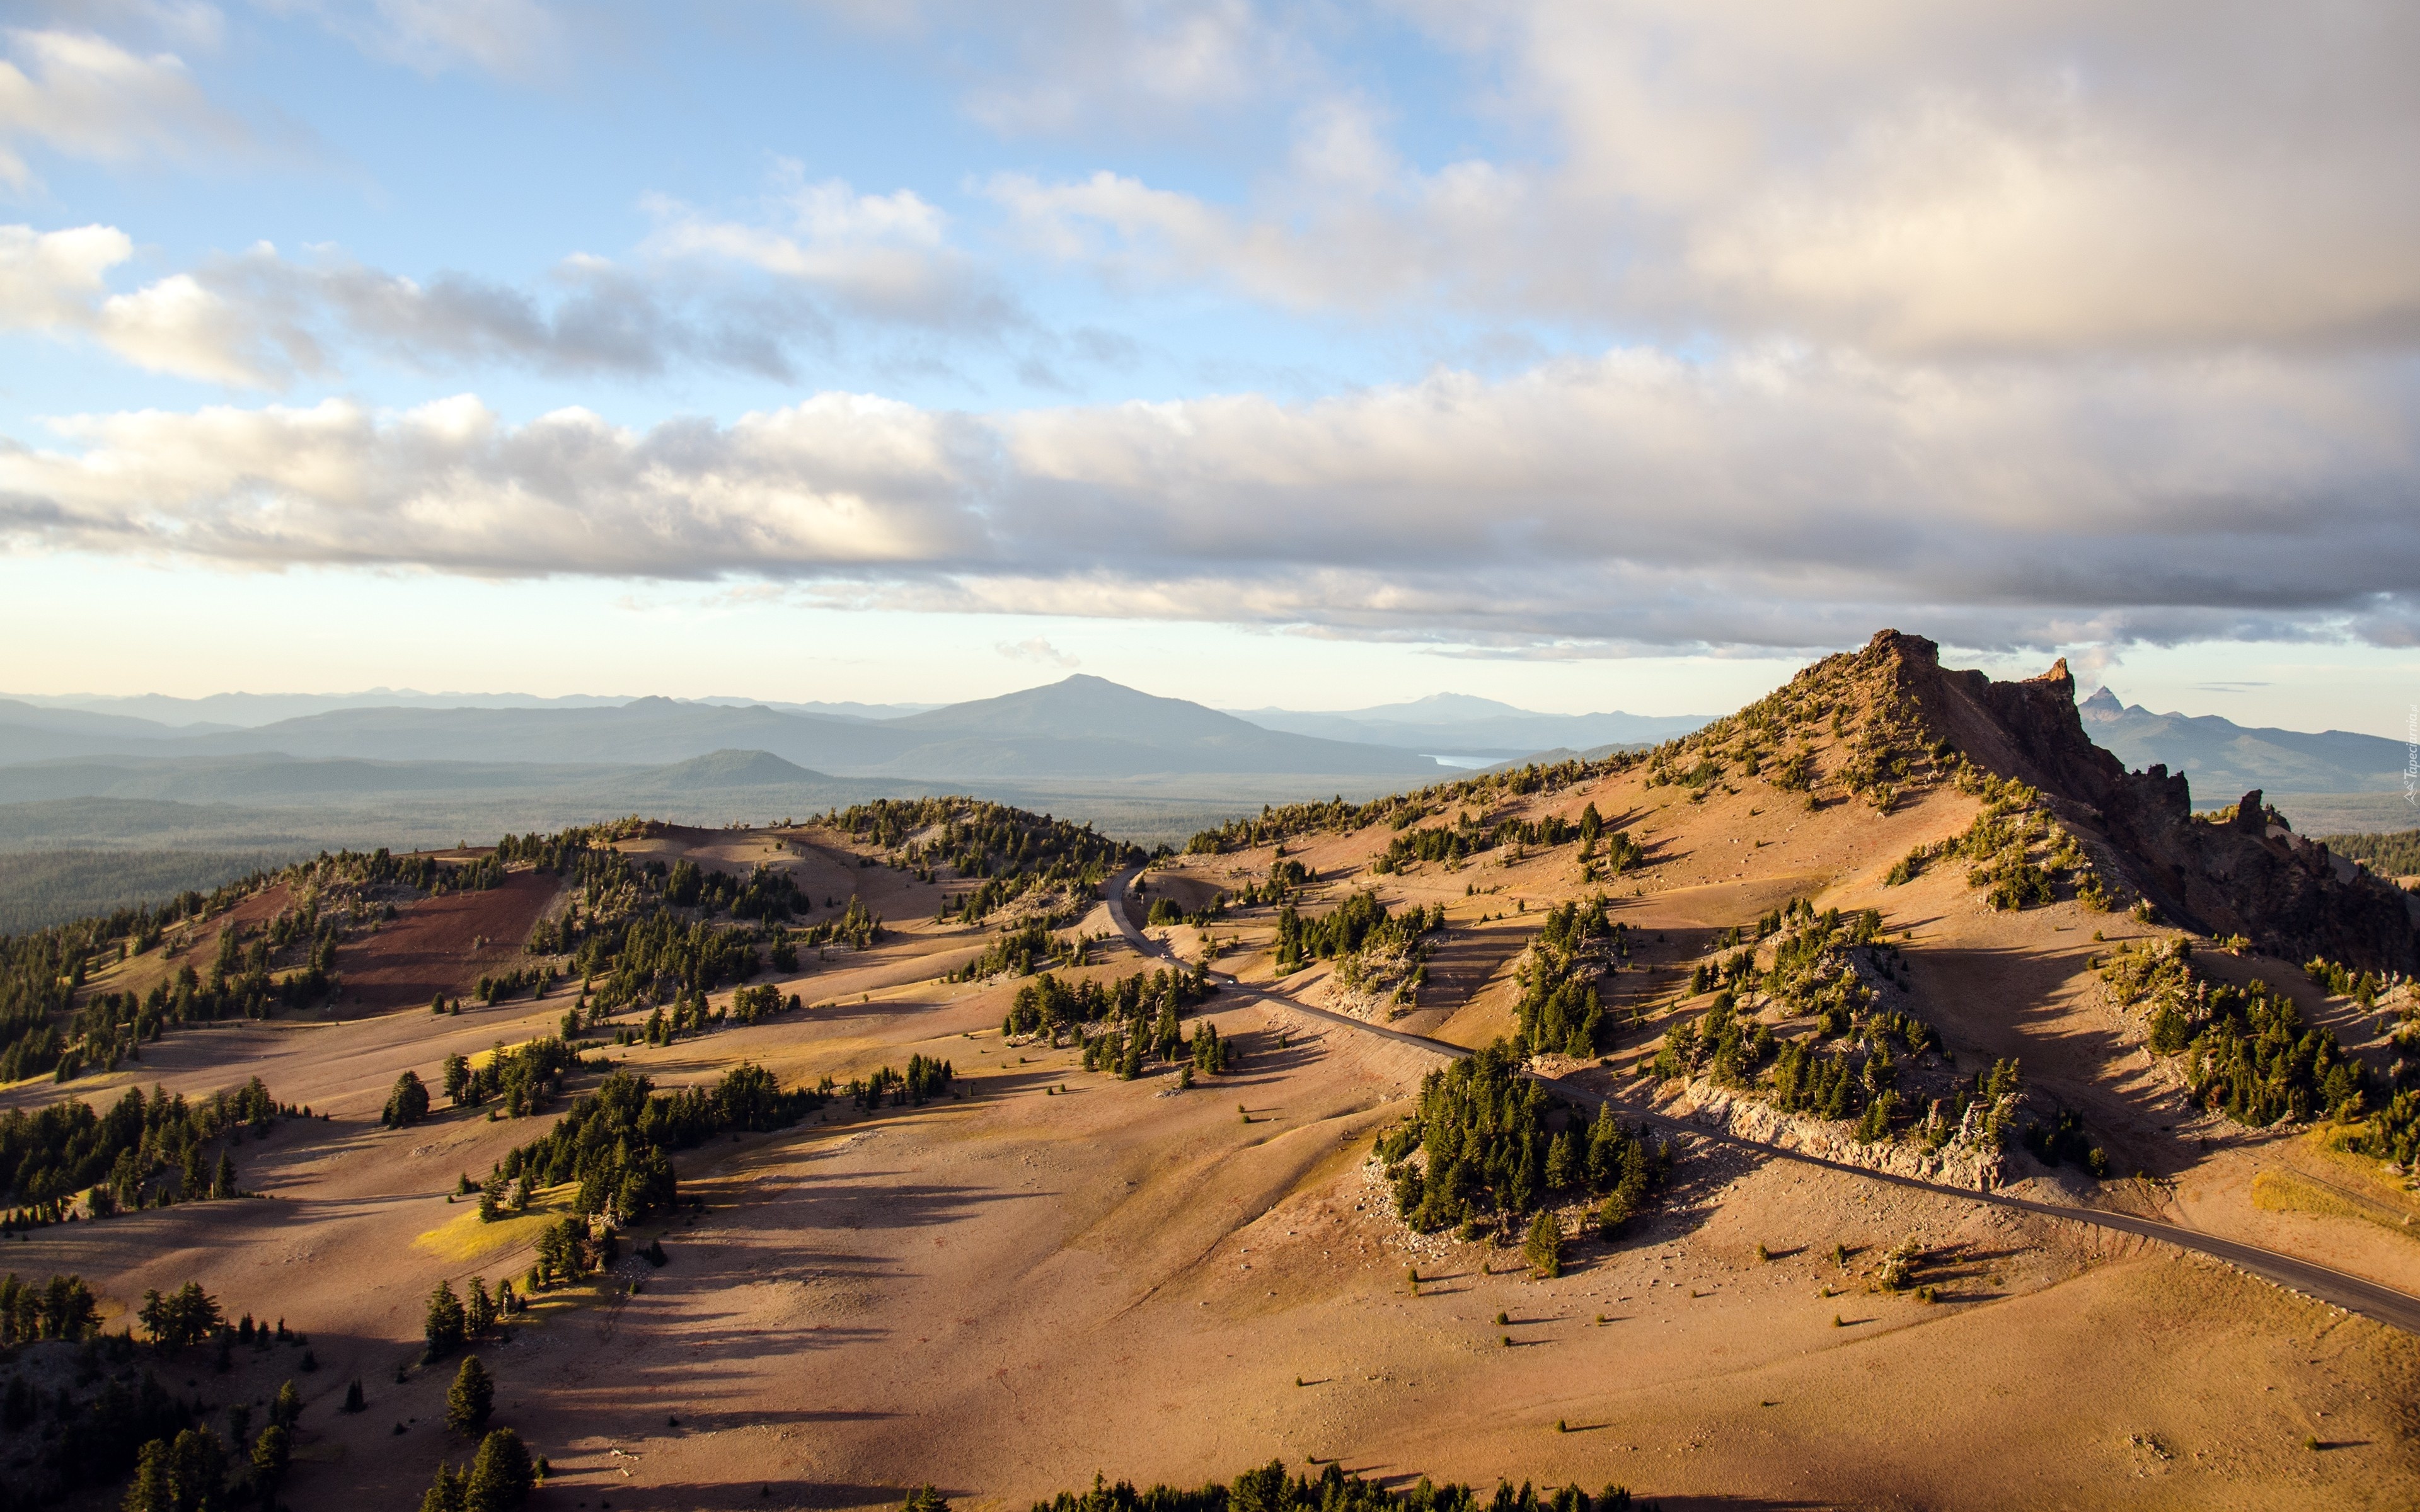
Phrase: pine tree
[
  {"left": 211, "top": 1151, "right": 236, "bottom": 1200},
  {"left": 1523, "top": 1210, "right": 1565, "bottom": 1279},
  {"left": 424, "top": 1281, "right": 466, "bottom": 1361},
  {"left": 386, "top": 1070, "right": 433, "bottom": 1128},
  {"left": 121, "top": 1440, "right": 173, "bottom": 1512},
  {"left": 270, "top": 1378, "right": 303, "bottom": 1431},
  {"left": 447, "top": 1356, "right": 495, "bottom": 1435},
  {"left": 251, "top": 1423, "right": 291, "bottom": 1504},
  {"left": 464, "top": 1428, "right": 535, "bottom": 1512},
  {"left": 1544, "top": 1131, "right": 1579, "bottom": 1190},
  {"left": 343, "top": 1378, "right": 366, "bottom": 1413},
  {"left": 419, "top": 1462, "right": 466, "bottom": 1512},
  {"left": 465, "top": 1277, "right": 495, "bottom": 1337}
]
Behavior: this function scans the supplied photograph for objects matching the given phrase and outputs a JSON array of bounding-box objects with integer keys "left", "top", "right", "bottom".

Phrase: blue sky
[{"left": 4, "top": 2, "right": 2417, "bottom": 733}]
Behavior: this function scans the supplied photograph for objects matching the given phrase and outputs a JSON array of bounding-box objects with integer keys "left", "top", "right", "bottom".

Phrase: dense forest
[{"left": 2318, "top": 829, "right": 2420, "bottom": 879}]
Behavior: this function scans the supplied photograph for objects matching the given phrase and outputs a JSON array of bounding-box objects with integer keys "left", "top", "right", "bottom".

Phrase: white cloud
[
  {"left": 996, "top": 636, "right": 1079, "bottom": 667},
  {"left": 0, "top": 222, "right": 270, "bottom": 381},
  {"left": 0, "top": 27, "right": 251, "bottom": 188},
  {"left": 642, "top": 171, "right": 1017, "bottom": 335},
  {"left": 0, "top": 222, "right": 130, "bottom": 326},
  {"left": 991, "top": 1, "right": 2420, "bottom": 354},
  {"left": 5, "top": 348, "right": 2414, "bottom": 651},
  {"left": 0, "top": 391, "right": 996, "bottom": 575}
]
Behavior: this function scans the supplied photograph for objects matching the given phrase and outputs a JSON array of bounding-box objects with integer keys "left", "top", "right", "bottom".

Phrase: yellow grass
[
  {"left": 411, "top": 1182, "right": 577, "bottom": 1264},
  {"left": 2250, "top": 1167, "right": 2420, "bottom": 1244}
]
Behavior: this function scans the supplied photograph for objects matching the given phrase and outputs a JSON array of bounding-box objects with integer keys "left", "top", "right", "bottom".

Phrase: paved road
[{"left": 1103, "top": 867, "right": 2420, "bottom": 1336}]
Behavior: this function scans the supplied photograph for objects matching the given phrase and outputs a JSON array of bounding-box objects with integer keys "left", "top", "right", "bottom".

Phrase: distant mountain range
[
  {"left": 0, "top": 689, "right": 940, "bottom": 728},
  {"left": 0, "top": 677, "right": 1439, "bottom": 785},
  {"left": 1226, "top": 693, "right": 1714, "bottom": 758},
  {"left": 2078, "top": 687, "right": 2407, "bottom": 798}
]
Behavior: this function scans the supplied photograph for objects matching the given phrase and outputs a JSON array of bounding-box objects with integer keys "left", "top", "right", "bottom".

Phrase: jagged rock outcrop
[{"left": 1855, "top": 630, "right": 2417, "bottom": 971}]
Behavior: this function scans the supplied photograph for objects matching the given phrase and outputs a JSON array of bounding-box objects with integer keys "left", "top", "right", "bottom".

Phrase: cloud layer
[{"left": 7, "top": 347, "right": 2414, "bottom": 651}]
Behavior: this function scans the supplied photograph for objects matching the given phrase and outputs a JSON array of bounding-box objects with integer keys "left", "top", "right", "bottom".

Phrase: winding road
[{"left": 1104, "top": 866, "right": 2420, "bottom": 1336}]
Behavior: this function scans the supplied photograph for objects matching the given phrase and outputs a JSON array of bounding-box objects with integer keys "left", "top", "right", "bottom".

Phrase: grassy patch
[
  {"left": 412, "top": 1182, "right": 578, "bottom": 1264},
  {"left": 2250, "top": 1168, "right": 2420, "bottom": 1244}
]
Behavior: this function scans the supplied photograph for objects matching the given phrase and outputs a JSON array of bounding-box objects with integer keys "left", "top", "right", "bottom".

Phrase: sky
[{"left": 2, "top": 1, "right": 2417, "bottom": 733}]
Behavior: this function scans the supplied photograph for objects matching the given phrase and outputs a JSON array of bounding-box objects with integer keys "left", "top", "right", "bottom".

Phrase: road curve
[{"left": 1102, "top": 867, "right": 2420, "bottom": 1336}]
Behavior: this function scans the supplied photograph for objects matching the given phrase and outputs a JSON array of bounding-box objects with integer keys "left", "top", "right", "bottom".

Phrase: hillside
[
  {"left": 1232, "top": 694, "right": 1711, "bottom": 758},
  {"left": 0, "top": 634, "right": 2411, "bottom": 1511}
]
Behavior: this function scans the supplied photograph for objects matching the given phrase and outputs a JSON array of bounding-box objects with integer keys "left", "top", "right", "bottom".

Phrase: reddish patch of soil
[{"left": 335, "top": 869, "right": 565, "bottom": 1014}]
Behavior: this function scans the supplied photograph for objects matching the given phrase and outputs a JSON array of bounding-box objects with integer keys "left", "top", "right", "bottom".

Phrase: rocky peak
[{"left": 1889, "top": 645, "right": 2417, "bottom": 970}]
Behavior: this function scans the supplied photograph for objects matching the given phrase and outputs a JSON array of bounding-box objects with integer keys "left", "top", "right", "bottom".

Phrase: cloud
[
  {"left": 5, "top": 346, "right": 2416, "bottom": 652},
  {"left": 267, "top": 0, "right": 567, "bottom": 81},
  {"left": 991, "top": 1, "right": 2420, "bottom": 355},
  {"left": 810, "top": 0, "right": 1301, "bottom": 138},
  {"left": 0, "top": 176, "right": 1066, "bottom": 387},
  {"left": 0, "top": 222, "right": 271, "bottom": 381},
  {"left": 996, "top": 636, "right": 1078, "bottom": 667},
  {"left": 641, "top": 169, "right": 1021, "bottom": 335},
  {"left": 0, "top": 26, "right": 253, "bottom": 188},
  {"left": 0, "top": 221, "right": 872, "bottom": 386}
]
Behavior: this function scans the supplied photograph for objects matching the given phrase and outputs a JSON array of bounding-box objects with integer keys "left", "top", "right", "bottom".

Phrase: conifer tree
[
  {"left": 270, "top": 1378, "right": 302, "bottom": 1431},
  {"left": 343, "top": 1378, "right": 366, "bottom": 1413},
  {"left": 424, "top": 1281, "right": 466, "bottom": 1360},
  {"left": 250, "top": 1423, "right": 291, "bottom": 1507},
  {"left": 1524, "top": 1210, "right": 1565, "bottom": 1279},
  {"left": 385, "top": 1070, "right": 433, "bottom": 1128},
  {"left": 418, "top": 1462, "right": 466, "bottom": 1512},
  {"left": 465, "top": 1276, "right": 496, "bottom": 1335},
  {"left": 121, "top": 1440, "right": 173, "bottom": 1512},
  {"left": 210, "top": 1151, "right": 236, "bottom": 1200},
  {"left": 464, "top": 1428, "right": 535, "bottom": 1512},
  {"left": 447, "top": 1356, "right": 495, "bottom": 1435}
]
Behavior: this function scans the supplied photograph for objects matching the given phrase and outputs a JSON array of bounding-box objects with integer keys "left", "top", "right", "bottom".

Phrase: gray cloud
[
  {"left": 989, "top": 1, "right": 2420, "bottom": 357},
  {"left": 4, "top": 346, "right": 2414, "bottom": 653}
]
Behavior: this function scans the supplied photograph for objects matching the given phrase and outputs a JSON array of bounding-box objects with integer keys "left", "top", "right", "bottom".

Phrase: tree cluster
[
  {"left": 1273, "top": 893, "right": 1439, "bottom": 974},
  {"left": 417, "top": 1427, "right": 537, "bottom": 1512},
  {"left": 1017, "top": 1459, "right": 1657, "bottom": 1512},
  {"left": 1, "top": 1078, "right": 277, "bottom": 1218},
  {"left": 954, "top": 920, "right": 1091, "bottom": 981},
  {"left": 1380, "top": 1042, "right": 1664, "bottom": 1235},
  {"left": 1510, "top": 897, "right": 1622, "bottom": 1057},
  {"left": 2314, "top": 828, "right": 2420, "bottom": 879},
  {"left": 1003, "top": 966, "right": 1213, "bottom": 1045},
  {"left": 2104, "top": 938, "right": 2371, "bottom": 1126},
  {"left": 495, "top": 1065, "right": 821, "bottom": 1228},
  {"left": 848, "top": 1056, "right": 954, "bottom": 1109}
]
